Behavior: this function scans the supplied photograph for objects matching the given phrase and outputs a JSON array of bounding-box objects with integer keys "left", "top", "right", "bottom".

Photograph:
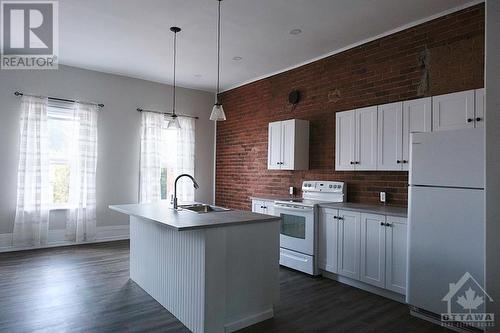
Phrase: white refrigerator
[{"left": 406, "top": 128, "right": 485, "bottom": 316}]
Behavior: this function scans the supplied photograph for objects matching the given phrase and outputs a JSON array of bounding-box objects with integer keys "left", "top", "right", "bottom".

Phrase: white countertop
[{"left": 109, "top": 202, "right": 280, "bottom": 231}]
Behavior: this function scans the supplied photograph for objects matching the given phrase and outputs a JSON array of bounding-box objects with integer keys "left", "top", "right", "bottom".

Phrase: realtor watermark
[
  {"left": 1, "top": 0, "right": 58, "bottom": 69},
  {"left": 441, "top": 272, "right": 495, "bottom": 328}
]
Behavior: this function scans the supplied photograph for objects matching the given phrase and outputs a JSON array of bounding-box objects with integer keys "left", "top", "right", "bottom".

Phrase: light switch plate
[{"left": 380, "top": 192, "right": 386, "bottom": 203}]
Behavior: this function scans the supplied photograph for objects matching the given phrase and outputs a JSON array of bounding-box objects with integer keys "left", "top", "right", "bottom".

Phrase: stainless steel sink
[{"left": 178, "top": 204, "right": 231, "bottom": 214}]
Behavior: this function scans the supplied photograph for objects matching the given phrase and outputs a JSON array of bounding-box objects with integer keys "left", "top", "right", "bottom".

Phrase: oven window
[{"left": 280, "top": 214, "right": 306, "bottom": 239}]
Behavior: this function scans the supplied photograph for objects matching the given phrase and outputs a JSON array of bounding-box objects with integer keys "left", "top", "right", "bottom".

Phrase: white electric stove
[{"left": 274, "top": 181, "right": 346, "bottom": 275}]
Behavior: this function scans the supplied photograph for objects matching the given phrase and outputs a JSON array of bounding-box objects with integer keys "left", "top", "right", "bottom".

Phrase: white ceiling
[{"left": 59, "top": 0, "right": 481, "bottom": 92}]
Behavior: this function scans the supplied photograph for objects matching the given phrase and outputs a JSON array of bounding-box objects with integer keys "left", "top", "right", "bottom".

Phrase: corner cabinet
[
  {"left": 268, "top": 119, "right": 309, "bottom": 170},
  {"left": 335, "top": 106, "right": 377, "bottom": 171},
  {"left": 318, "top": 208, "right": 408, "bottom": 295}
]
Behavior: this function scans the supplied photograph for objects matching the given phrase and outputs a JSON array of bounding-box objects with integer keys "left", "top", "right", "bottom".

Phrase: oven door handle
[{"left": 274, "top": 204, "right": 314, "bottom": 212}]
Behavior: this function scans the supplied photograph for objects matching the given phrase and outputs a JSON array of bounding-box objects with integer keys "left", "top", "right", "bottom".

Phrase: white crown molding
[{"left": 222, "top": 0, "right": 484, "bottom": 93}]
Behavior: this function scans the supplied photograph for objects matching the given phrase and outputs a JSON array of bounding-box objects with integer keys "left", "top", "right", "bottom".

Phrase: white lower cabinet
[
  {"left": 318, "top": 209, "right": 339, "bottom": 273},
  {"left": 318, "top": 208, "right": 408, "bottom": 295},
  {"left": 360, "top": 213, "right": 386, "bottom": 288},
  {"left": 337, "top": 210, "right": 361, "bottom": 280},
  {"left": 385, "top": 216, "right": 408, "bottom": 294},
  {"left": 251, "top": 199, "right": 275, "bottom": 216}
]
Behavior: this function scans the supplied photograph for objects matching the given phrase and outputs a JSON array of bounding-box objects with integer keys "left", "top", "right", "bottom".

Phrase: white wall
[
  {"left": 0, "top": 65, "right": 215, "bottom": 236},
  {"left": 486, "top": 1, "right": 500, "bottom": 330}
]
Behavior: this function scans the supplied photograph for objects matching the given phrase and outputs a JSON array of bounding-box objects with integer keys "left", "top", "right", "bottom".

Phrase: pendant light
[
  {"left": 210, "top": 0, "right": 227, "bottom": 121},
  {"left": 167, "top": 26, "right": 181, "bottom": 129}
]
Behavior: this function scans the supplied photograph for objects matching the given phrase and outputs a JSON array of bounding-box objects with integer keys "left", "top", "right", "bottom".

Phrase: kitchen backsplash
[{"left": 215, "top": 4, "right": 484, "bottom": 210}]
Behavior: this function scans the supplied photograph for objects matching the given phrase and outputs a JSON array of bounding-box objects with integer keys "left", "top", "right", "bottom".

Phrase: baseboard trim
[
  {"left": 409, "top": 309, "right": 482, "bottom": 333},
  {"left": 224, "top": 309, "right": 274, "bottom": 333},
  {"left": 0, "top": 224, "right": 130, "bottom": 253},
  {"left": 95, "top": 224, "right": 130, "bottom": 241},
  {"left": 0, "top": 233, "right": 13, "bottom": 249},
  {"left": 320, "top": 270, "right": 406, "bottom": 303}
]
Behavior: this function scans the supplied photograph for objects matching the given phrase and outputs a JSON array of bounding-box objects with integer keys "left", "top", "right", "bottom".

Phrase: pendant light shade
[
  {"left": 167, "top": 114, "right": 181, "bottom": 129},
  {"left": 169, "top": 26, "right": 181, "bottom": 130},
  {"left": 210, "top": 103, "right": 226, "bottom": 121},
  {"left": 210, "top": 0, "right": 226, "bottom": 122}
]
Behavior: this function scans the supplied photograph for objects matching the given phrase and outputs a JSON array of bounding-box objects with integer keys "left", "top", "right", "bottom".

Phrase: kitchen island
[{"left": 109, "top": 202, "right": 281, "bottom": 333}]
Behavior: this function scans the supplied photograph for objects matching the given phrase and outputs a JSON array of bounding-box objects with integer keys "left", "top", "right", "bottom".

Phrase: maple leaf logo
[{"left": 456, "top": 287, "right": 484, "bottom": 313}]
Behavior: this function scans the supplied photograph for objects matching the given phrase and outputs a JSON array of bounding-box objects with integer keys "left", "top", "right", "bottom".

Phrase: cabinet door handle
[
  {"left": 403, "top": 160, "right": 408, "bottom": 164},
  {"left": 333, "top": 216, "right": 338, "bottom": 219},
  {"left": 476, "top": 117, "right": 482, "bottom": 122},
  {"left": 355, "top": 161, "right": 360, "bottom": 165},
  {"left": 337, "top": 217, "right": 344, "bottom": 221},
  {"left": 397, "top": 160, "right": 401, "bottom": 164},
  {"left": 350, "top": 161, "right": 354, "bottom": 165},
  {"left": 386, "top": 223, "right": 392, "bottom": 227},
  {"left": 380, "top": 222, "right": 385, "bottom": 226},
  {"left": 467, "top": 118, "right": 474, "bottom": 123}
]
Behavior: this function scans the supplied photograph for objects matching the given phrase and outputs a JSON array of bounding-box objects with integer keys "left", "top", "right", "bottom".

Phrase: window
[
  {"left": 159, "top": 124, "right": 179, "bottom": 200},
  {"left": 47, "top": 102, "right": 76, "bottom": 207},
  {"left": 139, "top": 113, "right": 195, "bottom": 203}
]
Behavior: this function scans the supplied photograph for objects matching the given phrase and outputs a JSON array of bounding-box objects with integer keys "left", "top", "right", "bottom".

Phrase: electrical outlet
[
  {"left": 289, "top": 186, "right": 294, "bottom": 196},
  {"left": 380, "top": 192, "right": 386, "bottom": 203}
]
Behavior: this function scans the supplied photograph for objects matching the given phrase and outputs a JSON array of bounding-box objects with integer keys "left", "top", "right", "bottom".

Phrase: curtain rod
[
  {"left": 14, "top": 91, "right": 104, "bottom": 108},
  {"left": 136, "top": 108, "right": 199, "bottom": 119}
]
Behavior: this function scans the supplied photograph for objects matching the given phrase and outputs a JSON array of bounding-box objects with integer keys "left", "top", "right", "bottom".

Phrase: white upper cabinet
[
  {"left": 268, "top": 122, "right": 282, "bottom": 170},
  {"left": 281, "top": 120, "right": 296, "bottom": 170},
  {"left": 335, "top": 107, "right": 377, "bottom": 171},
  {"left": 377, "top": 102, "right": 403, "bottom": 171},
  {"left": 335, "top": 89, "right": 483, "bottom": 171},
  {"left": 335, "top": 111, "right": 356, "bottom": 171},
  {"left": 475, "top": 88, "right": 485, "bottom": 129},
  {"left": 432, "top": 90, "right": 475, "bottom": 131},
  {"left": 402, "top": 97, "right": 432, "bottom": 171},
  {"left": 356, "top": 106, "right": 378, "bottom": 170},
  {"left": 267, "top": 119, "right": 309, "bottom": 170}
]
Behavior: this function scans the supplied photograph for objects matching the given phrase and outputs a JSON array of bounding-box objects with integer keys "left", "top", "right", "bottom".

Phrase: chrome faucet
[{"left": 173, "top": 174, "right": 200, "bottom": 210}]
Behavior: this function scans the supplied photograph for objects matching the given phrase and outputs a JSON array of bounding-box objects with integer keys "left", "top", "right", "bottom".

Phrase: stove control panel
[
  {"left": 301, "top": 181, "right": 346, "bottom": 202},
  {"left": 302, "top": 181, "right": 345, "bottom": 193}
]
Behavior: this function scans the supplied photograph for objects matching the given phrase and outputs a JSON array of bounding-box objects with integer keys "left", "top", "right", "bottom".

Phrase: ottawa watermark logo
[
  {"left": 441, "top": 272, "right": 495, "bottom": 328},
  {"left": 1, "top": 0, "right": 58, "bottom": 69}
]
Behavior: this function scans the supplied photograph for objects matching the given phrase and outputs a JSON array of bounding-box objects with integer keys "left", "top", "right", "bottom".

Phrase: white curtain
[
  {"left": 139, "top": 112, "right": 163, "bottom": 203},
  {"left": 139, "top": 113, "right": 196, "bottom": 204},
  {"left": 175, "top": 117, "right": 196, "bottom": 203},
  {"left": 13, "top": 96, "right": 50, "bottom": 247},
  {"left": 67, "top": 103, "right": 99, "bottom": 242}
]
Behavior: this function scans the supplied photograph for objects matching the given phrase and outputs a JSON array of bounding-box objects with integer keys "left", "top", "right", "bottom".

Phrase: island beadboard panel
[{"left": 215, "top": 4, "right": 484, "bottom": 210}]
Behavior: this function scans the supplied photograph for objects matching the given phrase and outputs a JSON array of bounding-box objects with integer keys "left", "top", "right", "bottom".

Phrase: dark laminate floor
[{"left": 0, "top": 240, "right": 450, "bottom": 333}]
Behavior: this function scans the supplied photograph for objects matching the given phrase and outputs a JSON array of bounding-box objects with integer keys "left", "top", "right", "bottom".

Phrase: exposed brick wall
[{"left": 216, "top": 4, "right": 484, "bottom": 210}]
